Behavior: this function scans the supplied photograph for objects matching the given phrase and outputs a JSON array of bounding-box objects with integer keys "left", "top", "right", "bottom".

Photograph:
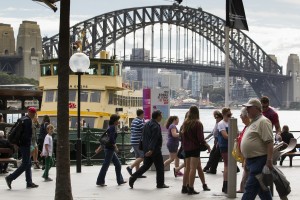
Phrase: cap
[
  {"left": 0, "top": 130, "right": 4, "bottom": 137},
  {"left": 242, "top": 98, "right": 262, "bottom": 110},
  {"left": 28, "top": 107, "right": 37, "bottom": 114}
]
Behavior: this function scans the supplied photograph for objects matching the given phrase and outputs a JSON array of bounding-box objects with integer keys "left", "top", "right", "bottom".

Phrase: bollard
[
  {"left": 228, "top": 118, "right": 238, "bottom": 198},
  {"left": 85, "top": 125, "right": 93, "bottom": 166}
]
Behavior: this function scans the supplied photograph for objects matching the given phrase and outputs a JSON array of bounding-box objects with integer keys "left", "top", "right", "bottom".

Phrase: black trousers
[
  {"left": 131, "top": 150, "right": 164, "bottom": 186},
  {"left": 204, "top": 142, "right": 221, "bottom": 172}
]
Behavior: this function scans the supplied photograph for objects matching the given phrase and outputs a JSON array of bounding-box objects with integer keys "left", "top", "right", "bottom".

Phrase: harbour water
[{"left": 170, "top": 108, "right": 300, "bottom": 141}]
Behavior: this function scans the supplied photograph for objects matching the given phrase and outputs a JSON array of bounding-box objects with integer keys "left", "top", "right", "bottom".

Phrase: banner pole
[{"left": 225, "top": 26, "right": 230, "bottom": 107}]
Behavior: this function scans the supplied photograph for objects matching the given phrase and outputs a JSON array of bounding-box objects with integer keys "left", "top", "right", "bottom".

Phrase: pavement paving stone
[{"left": 1, "top": 158, "right": 299, "bottom": 200}]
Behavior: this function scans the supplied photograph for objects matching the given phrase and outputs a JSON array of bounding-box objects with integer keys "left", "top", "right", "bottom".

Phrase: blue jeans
[
  {"left": 96, "top": 148, "right": 124, "bottom": 185},
  {"left": 242, "top": 155, "right": 272, "bottom": 200},
  {"left": 8, "top": 146, "right": 32, "bottom": 184}
]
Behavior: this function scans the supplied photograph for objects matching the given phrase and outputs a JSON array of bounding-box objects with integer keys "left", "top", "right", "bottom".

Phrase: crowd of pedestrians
[{"left": 1, "top": 96, "right": 295, "bottom": 200}]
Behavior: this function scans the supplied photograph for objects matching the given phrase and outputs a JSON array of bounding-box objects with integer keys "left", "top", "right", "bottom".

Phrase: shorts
[
  {"left": 167, "top": 143, "right": 179, "bottom": 153},
  {"left": 132, "top": 144, "right": 144, "bottom": 158},
  {"left": 184, "top": 148, "right": 200, "bottom": 158}
]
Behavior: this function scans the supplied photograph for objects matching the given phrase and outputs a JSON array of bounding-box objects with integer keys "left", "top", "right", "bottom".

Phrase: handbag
[
  {"left": 232, "top": 139, "right": 244, "bottom": 163},
  {"left": 99, "top": 130, "right": 111, "bottom": 146},
  {"left": 177, "top": 145, "right": 185, "bottom": 159},
  {"left": 199, "top": 143, "right": 208, "bottom": 152}
]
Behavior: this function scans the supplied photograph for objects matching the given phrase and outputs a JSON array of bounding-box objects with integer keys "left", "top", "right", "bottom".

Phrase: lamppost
[{"left": 69, "top": 52, "right": 90, "bottom": 173}]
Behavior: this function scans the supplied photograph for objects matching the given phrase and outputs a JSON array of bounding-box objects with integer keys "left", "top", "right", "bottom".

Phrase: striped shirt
[{"left": 130, "top": 117, "right": 145, "bottom": 145}]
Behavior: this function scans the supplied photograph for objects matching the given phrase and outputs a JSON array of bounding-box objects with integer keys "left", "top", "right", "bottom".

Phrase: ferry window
[
  {"left": 69, "top": 90, "right": 76, "bottom": 101},
  {"left": 131, "top": 97, "right": 135, "bottom": 107},
  {"left": 41, "top": 65, "right": 51, "bottom": 76},
  {"left": 101, "top": 63, "right": 114, "bottom": 76},
  {"left": 108, "top": 92, "right": 113, "bottom": 104},
  {"left": 80, "top": 91, "right": 89, "bottom": 102},
  {"left": 122, "top": 96, "right": 126, "bottom": 106},
  {"left": 89, "top": 64, "right": 98, "bottom": 75},
  {"left": 83, "top": 117, "right": 95, "bottom": 128},
  {"left": 90, "top": 91, "right": 101, "bottom": 102},
  {"left": 50, "top": 117, "right": 57, "bottom": 128},
  {"left": 103, "top": 120, "right": 109, "bottom": 129},
  {"left": 113, "top": 94, "right": 118, "bottom": 105},
  {"left": 55, "top": 91, "right": 57, "bottom": 102},
  {"left": 45, "top": 90, "right": 54, "bottom": 102},
  {"left": 53, "top": 65, "right": 58, "bottom": 75},
  {"left": 126, "top": 97, "right": 130, "bottom": 107},
  {"left": 117, "top": 95, "right": 121, "bottom": 106}
]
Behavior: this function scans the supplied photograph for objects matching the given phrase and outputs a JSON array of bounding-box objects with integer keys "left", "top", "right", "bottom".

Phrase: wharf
[{"left": 1, "top": 158, "right": 300, "bottom": 200}]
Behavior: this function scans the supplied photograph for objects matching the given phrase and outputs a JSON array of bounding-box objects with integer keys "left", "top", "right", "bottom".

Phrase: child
[{"left": 41, "top": 124, "right": 54, "bottom": 181}]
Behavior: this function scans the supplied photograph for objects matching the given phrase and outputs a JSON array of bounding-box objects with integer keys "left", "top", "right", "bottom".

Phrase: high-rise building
[
  {"left": 130, "top": 48, "right": 158, "bottom": 88},
  {"left": 286, "top": 54, "right": 300, "bottom": 104}
]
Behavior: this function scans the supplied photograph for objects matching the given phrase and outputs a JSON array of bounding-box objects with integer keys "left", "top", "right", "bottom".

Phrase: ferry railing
[{"left": 58, "top": 127, "right": 300, "bottom": 165}]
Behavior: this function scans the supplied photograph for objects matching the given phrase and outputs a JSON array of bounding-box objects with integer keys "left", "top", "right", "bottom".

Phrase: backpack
[{"left": 8, "top": 116, "right": 27, "bottom": 146}]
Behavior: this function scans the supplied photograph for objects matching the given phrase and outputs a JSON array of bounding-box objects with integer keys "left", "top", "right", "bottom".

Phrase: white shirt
[{"left": 42, "top": 134, "right": 53, "bottom": 157}]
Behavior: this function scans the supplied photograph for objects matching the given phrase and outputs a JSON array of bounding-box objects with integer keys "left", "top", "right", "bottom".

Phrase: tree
[
  {"left": 0, "top": 72, "right": 38, "bottom": 85},
  {"left": 55, "top": 0, "right": 73, "bottom": 199}
]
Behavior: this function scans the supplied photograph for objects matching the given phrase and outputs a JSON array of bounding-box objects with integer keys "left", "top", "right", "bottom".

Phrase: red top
[
  {"left": 262, "top": 107, "right": 279, "bottom": 127},
  {"left": 238, "top": 126, "right": 247, "bottom": 151},
  {"left": 182, "top": 121, "right": 205, "bottom": 152}
]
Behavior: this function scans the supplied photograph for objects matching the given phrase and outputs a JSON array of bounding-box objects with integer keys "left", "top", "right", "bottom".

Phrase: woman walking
[
  {"left": 181, "top": 106, "right": 209, "bottom": 195},
  {"left": 218, "top": 107, "right": 232, "bottom": 193},
  {"left": 163, "top": 116, "right": 183, "bottom": 176},
  {"left": 96, "top": 114, "right": 126, "bottom": 186}
]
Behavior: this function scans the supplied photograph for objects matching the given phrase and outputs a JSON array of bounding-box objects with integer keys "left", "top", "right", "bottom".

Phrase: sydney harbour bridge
[{"left": 42, "top": 4, "right": 291, "bottom": 106}]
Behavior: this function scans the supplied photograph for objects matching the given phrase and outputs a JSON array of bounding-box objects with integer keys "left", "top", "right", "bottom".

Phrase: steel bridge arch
[{"left": 42, "top": 4, "right": 288, "bottom": 106}]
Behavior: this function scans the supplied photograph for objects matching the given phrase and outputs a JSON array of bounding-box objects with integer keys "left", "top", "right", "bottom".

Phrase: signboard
[{"left": 143, "top": 88, "right": 170, "bottom": 156}]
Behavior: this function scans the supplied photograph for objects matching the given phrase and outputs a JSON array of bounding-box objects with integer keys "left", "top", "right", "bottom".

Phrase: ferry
[{"left": 38, "top": 51, "right": 143, "bottom": 130}]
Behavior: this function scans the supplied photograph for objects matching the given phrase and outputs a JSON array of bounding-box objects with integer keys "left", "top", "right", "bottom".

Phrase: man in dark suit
[
  {"left": 129, "top": 110, "right": 169, "bottom": 189},
  {"left": 5, "top": 107, "right": 39, "bottom": 189}
]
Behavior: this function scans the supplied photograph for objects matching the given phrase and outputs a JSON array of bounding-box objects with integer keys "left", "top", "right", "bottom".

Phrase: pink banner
[{"left": 143, "top": 88, "right": 151, "bottom": 120}]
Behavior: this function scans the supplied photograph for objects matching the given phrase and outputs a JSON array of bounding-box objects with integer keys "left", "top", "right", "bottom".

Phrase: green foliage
[
  {"left": 203, "top": 87, "right": 225, "bottom": 103},
  {"left": 0, "top": 72, "right": 38, "bottom": 85},
  {"left": 289, "top": 102, "right": 300, "bottom": 110}
]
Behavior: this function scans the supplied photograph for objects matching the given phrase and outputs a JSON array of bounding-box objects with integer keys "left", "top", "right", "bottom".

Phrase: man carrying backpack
[{"left": 5, "top": 107, "right": 39, "bottom": 189}]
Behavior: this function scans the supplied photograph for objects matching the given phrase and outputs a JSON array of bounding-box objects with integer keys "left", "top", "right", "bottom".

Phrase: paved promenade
[{"left": 1, "top": 158, "right": 299, "bottom": 200}]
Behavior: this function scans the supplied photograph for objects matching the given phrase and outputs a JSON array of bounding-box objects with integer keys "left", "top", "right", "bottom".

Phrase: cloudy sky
[{"left": 1, "top": 0, "right": 300, "bottom": 71}]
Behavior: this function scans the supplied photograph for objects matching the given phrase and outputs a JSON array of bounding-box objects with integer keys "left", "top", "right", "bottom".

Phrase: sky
[{"left": 1, "top": 0, "right": 300, "bottom": 71}]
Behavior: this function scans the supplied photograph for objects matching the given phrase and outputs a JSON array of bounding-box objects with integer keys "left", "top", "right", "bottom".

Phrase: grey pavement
[{"left": 1, "top": 158, "right": 299, "bottom": 200}]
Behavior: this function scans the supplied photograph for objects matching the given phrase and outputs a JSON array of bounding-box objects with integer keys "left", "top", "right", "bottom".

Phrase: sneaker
[
  {"left": 44, "top": 177, "right": 53, "bottom": 182},
  {"left": 5, "top": 176, "right": 12, "bottom": 189},
  {"left": 27, "top": 183, "right": 39, "bottom": 188},
  {"left": 126, "top": 166, "right": 132, "bottom": 176}
]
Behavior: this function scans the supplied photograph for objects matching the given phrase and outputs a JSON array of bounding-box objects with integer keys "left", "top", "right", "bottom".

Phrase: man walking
[
  {"left": 126, "top": 109, "right": 146, "bottom": 177},
  {"left": 5, "top": 107, "right": 39, "bottom": 189},
  {"left": 260, "top": 96, "right": 281, "bottom": 142},
  {"left": 241, "top": 98, "right": 273, "bottom": 200},
  {"left": 129, "top": 110, "right": 169, "bottom": 189}
]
